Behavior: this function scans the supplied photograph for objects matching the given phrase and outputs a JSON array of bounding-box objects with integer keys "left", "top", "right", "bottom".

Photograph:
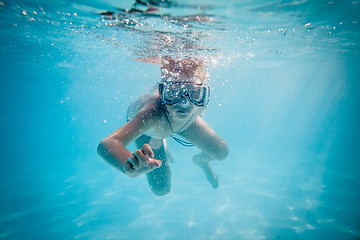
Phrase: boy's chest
[{"left": 147, "top": 115, "right": 194, "bottom": 139}]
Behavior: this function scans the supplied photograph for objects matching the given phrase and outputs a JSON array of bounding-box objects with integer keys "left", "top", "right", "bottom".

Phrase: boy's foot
[{"left": 192, "top": 154, "right": 219, "bottom": 189}]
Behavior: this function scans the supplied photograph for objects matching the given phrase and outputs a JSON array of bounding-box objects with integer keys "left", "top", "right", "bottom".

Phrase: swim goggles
[{"left": 158, "top": 81, "right": 210, "bottom": 106}]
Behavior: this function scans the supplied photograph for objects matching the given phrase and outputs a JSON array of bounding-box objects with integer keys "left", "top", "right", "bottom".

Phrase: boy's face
[
  {"left": 163, "top": 78, "right": 207, "bottom": 119},
  {"left": 160, "top": 58, "right": 208, "bottom": 119}
]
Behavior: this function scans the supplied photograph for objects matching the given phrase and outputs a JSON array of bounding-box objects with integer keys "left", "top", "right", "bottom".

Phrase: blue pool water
[{"left": 1, "top": 0, "right": 359, "bottom": 239}]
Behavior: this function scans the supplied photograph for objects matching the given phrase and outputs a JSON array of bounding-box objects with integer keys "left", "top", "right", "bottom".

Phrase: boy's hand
[{"left": 123, "top": 144, "right": 162, "bottom": 177}]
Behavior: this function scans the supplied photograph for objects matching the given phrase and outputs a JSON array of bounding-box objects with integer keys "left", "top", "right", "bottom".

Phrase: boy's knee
[
  {"left": 150, "top": 186, "right": 171, "bottom": 196},
  {"left": 213, "top": 141, "right": 230, "bottom": 161}
]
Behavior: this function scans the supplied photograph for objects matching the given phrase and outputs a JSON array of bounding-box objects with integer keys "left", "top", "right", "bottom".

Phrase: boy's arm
[
  {"left": 178, "top": 117, "right": 229, "bottom": 160},
  {"left": 97, "top": 107, "right": 162, "bottom": 177}
]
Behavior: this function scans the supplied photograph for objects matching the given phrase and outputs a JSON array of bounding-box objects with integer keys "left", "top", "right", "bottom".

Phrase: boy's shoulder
[
  {"left": 135, "top": 94, "right": 164, "bottom": 119},
  {"left": 128, "top": 93, "right": 163, "bottom": 119},
  {"left": 143, "top": 95, "right": 164, "bottom": 116}
]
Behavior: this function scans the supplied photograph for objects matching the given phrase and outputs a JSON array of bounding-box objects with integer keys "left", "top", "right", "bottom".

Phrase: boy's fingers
[
  {"left": 127, "top": 154, "right": 141, "bottom": 170},
  {"left": 127, "top": 144, "right": 161, "bottom": 174},
  {"left": 133, "top": 149, "right": 148, "bottom": 167},
  {"left": 148, "top": 158, "right": 162, "bottom": 168},
  {"left": 124, "top": 158, "right": 161, "bottom": 176},
  {"left": 141, "top": 144, "right": 155, "bottom": 158},
  {"left": 123, "top": 161, "right": 135, "bottom": 175}
]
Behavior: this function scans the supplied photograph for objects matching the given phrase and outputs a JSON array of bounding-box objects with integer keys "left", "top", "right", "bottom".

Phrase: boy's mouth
[
  {"left": 174, "top": 106, "right": 192, "bottom": 113},
  {"left": 176, "top": 108, "right": 189, "bottom": 113},
  {"left": 173, "top": 107, "right": 193, "bottom": 117}
]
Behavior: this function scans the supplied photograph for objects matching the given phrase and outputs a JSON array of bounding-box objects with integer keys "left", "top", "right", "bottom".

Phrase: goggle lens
[{"left": 159, "top": 82, "right": 210, "bottom": 106}]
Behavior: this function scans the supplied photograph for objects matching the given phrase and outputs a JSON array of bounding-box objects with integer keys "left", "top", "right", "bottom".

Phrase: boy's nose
[{"left": 180, "top": 94, "right": 190, "bottom": 105}]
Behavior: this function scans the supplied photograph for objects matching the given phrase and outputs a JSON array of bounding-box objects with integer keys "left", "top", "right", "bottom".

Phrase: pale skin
[{"left": 97, "top": 58, "right": 229, "bottom": 196}]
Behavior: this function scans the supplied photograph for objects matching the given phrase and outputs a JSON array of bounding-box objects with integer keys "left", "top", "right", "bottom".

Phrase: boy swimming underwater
[{"left": 97, "top": 58, "right": 229, "bottom": 196}]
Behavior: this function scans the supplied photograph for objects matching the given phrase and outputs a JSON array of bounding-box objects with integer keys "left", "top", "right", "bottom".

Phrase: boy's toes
[{"left": 207, "top": 172, "right": 219, "bottom": 189}]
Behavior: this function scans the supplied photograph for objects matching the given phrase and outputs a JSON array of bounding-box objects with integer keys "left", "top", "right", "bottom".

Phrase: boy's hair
[{"left": 160, "top": 58, "right": 206, "bottom": 83}]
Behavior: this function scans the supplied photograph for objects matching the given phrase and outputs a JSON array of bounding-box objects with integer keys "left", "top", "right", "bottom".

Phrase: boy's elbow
[{"left": 97, "top": 140, "right": 108, "bottom": 158}]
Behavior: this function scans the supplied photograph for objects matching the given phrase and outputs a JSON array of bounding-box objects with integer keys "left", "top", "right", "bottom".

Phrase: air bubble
[{"left": 161, "top": 68, "right": 168, "bottom": 75}]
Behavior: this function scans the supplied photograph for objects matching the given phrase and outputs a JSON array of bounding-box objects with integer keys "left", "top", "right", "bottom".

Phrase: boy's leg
[
  {"left": 163, "top": 139, "right": 174, "bottom": 163},
  {"left": 135, "top": 135, "right": 171, "bottom": 196}
]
